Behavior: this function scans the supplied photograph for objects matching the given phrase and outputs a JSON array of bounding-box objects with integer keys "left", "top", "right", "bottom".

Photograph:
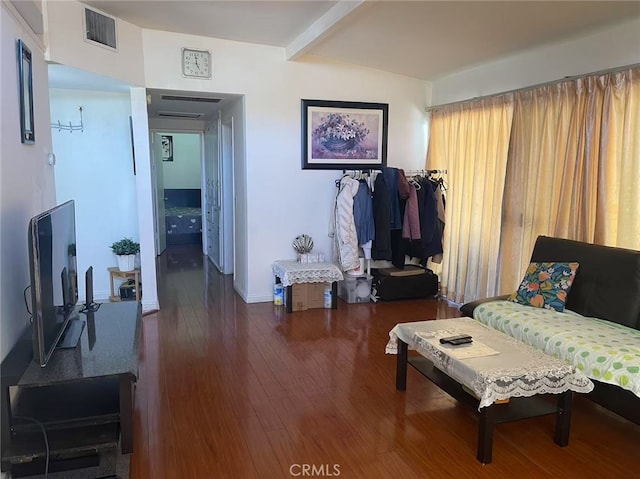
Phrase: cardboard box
[
  {"left": 285, "top": 283, "right": 330, "bottom": 311},
  {"left": 307, "top": 283, "right": 326, "bottom": 309},
  {"left": 290, "top": 284, "right": 307, "bottom": 311}
]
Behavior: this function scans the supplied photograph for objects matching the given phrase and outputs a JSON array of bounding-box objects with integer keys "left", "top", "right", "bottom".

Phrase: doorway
[
  {"left": 146, "top": 89, "right": 242, "bottom": 278},
  {"left": 155, "top": 131, "right": 203, "bottom": 249}
]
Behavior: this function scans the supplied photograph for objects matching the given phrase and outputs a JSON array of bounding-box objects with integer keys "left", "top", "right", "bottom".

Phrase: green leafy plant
[{"left": 110, "top": 238, "right": 140, "bottom": 255}]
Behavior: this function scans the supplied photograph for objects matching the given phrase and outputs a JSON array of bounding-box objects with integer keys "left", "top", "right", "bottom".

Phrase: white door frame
[
  {"left": 220, "top": 117, "right": 235, "bottom": 275},
  {"left": 149, "top": 132, "right": 166, "bottom": 255}
]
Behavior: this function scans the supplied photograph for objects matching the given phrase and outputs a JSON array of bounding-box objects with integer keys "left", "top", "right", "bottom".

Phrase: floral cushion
[{"left": 508, "top": 262, "right": 579, "bottom": 312}]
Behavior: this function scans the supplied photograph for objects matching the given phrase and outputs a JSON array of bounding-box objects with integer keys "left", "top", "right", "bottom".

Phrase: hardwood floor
[{"left": 130, "top": 245, "right": 639, "bottom": 479}]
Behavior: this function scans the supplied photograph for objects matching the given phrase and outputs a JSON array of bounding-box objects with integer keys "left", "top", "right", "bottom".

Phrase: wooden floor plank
[{"left": 130, "top": 244, "right": 640, "bottom": 478}]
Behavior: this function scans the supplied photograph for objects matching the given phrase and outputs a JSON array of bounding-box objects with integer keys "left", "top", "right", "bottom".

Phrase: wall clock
[
  {"left": 17, "top": 39, "right": 35, "bottom": 144},
  {"left": 182, "top": 48, "right": 211, "bottom": 79}
]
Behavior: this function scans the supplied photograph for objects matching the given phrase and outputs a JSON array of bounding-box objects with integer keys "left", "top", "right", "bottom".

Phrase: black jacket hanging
[
  {"left": 406, "top": 177, "right": 442, "bottom": 261},
  {"left": 372, "top": 174, "right": 392, "bottom": 260}
]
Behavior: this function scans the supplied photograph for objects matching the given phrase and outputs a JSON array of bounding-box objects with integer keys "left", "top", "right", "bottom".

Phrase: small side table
[
  {"left": 272, "top": 260, "right": 344, "bottom": 313},
  {"left": 108, "top": 267, "right": 141, "bottom": 302}
]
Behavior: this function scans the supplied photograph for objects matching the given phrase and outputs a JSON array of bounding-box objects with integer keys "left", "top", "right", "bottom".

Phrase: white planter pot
[{"left": 116, "top": 254, "right": 136, "bottom": 272}]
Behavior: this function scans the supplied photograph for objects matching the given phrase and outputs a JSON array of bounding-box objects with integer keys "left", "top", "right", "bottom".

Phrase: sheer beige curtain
[
  {"left": 427, "top": 96, "right": 514, "bottom": 304},
  {"left": 498, "top": 67, "right": 640, "bottom": 293}
]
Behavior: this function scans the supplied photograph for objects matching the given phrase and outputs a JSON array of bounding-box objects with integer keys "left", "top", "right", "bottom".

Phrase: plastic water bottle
[
  {"left": 274, "top": 283, "right": 284, "bottom": 305},
  {"left": 324, "top": 285, "right": 332, "bottom": 308}
]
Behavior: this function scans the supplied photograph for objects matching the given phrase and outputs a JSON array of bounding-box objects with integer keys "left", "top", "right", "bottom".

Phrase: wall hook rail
[{"left": 51, "top": 106, "right": 84, "bottom": 132}]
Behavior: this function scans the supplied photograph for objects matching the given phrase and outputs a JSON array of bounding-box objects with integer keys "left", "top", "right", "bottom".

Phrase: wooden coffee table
[{"left": 387, "top": 318, "right": 594, "bottom": 464}]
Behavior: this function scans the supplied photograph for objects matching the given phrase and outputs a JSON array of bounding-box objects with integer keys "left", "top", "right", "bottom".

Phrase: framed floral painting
[{"left": 301, "top": 99, "right": 388, "bottom": 170}]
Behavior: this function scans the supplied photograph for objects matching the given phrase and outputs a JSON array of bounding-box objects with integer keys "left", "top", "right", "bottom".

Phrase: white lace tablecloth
[
  {"left": 272, "top": 260, "right": 344, "bottom": 286},
  {"left": 386, "top": 318, "right": 594, "bottom": 409}
]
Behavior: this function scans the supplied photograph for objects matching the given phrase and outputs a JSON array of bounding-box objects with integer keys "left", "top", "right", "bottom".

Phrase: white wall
[
  {"left": 43, "top": 0, "right": 145, "bottom": 87},
  {"left": 142, "top": 30, "right": 431, "bottom": 302},
  {"left": 431, "top": 17, "right": 640, "bottom": 105},
  {"left": 160, "top": 132, "right": 201, "bottom": 189},
  {"left": 130, "top": 87, "right": 159, "bottom": 312},
  {"left": 50, "top": 89, "right": 139, "bottom": 302},
  {"left": 1, "top": 3, "right": 56, "bottom": 360}
]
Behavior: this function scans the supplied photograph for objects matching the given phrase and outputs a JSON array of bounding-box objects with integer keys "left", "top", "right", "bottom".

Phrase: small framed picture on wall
[{"left": 161, "top": 135, "right": 173, "bottom": 161}]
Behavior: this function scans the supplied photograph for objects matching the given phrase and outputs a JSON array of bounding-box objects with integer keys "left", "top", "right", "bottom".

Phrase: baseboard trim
[{"left": 245, "top": 294, "right": 273, "bottom": 304}]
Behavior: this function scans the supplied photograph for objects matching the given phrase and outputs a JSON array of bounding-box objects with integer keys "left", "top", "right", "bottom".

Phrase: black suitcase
[{"left": 372, "top": 265, "right": 438, "bottom": 300}]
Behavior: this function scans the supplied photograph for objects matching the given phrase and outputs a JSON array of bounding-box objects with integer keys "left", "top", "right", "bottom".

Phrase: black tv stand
[
  {"left": 57, "top": 317, "right": 86, "bottom": 349},
  {"left": 1, "top": 302, "right": 141, "bottom": 476}
]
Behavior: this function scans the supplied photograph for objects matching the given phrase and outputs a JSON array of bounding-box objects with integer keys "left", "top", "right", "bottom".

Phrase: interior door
[
  {"left": 221, "top": 117, "right": 234, "bottom": 275},
  {"left": 204, "top": 119, "right": 221, "bottom": 270},
  {"left": 152, "top": 133, "right": 167, "bottom": 255}
]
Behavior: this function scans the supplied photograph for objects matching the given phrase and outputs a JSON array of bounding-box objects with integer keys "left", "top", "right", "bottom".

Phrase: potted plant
[{"left": 110, "top": 238, "right": 140, "bottom": 272}]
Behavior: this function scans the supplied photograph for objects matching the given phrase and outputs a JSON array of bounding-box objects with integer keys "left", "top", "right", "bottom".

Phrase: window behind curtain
[
  {"left": 427, "top": 96, "right": 514, "bottom": 304},
  {"left": 498, "top": 67, "right": 640, "bottom": 293},
  {"left": 427, "top": 66, "right": 640, "bottom": 304}
]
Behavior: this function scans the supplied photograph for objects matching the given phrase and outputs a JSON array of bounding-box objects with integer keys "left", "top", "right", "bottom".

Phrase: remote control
[{"left": 440, "top": 334, "right": 473, "bottom": 345}]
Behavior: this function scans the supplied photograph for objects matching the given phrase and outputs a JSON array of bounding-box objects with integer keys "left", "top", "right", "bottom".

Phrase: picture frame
[
  {"left": 17, "top": 39, "right": 35, "bottom": 144},
  {"left": 301, "top": 99, "right": 388, "bottom": 170},
  {"left": 161, "top": 135, "right": 173, "bottom": 161}
]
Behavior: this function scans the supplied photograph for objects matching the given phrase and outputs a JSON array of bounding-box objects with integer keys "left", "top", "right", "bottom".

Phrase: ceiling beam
[{"left": 285, "top": 0, "right": 368, "bottom": 61}]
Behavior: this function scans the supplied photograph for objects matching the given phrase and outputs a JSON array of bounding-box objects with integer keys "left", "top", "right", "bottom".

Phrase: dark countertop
[{"left": 18, "top": 301, "right": 141, "bottom": 387}]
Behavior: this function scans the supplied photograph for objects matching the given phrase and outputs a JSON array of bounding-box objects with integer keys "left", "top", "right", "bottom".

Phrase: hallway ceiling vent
[
  {"left": 83, "top": 7, "right": 117, "bottom": 51},
  {"left": 157, "top": 111, "right": 204, "bottom": 119},
  {"left": 161, "top": 95, "right": 222, "bottom": 103}
]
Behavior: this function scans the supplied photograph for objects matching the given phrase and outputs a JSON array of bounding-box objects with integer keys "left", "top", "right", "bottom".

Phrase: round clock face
[{"left": 182, "top": 48, "right": 211, "bottom": 78}]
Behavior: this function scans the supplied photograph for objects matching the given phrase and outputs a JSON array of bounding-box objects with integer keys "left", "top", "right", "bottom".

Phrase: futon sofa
[{"left": 461, "top": 236, "right": 640, "bottom": 424}]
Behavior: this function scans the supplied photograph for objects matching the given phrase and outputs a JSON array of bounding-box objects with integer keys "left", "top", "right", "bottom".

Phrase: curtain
[
  {"left": 596, "top": 68, "right": 640, "bottom": 249},
  {"left": 427, "top": 96, "right": 514, "bottom": 304},
  {"left": 498, "top": 67, "right": 640, "bottom": 293}
]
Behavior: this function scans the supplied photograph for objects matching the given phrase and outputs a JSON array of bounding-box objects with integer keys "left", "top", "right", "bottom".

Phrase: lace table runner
[
  {"left": 386, "top": 318, "right": 594, "bottom": 409},
  {"left": 272, "top": 260, "right": 344, "bottom": 286}
]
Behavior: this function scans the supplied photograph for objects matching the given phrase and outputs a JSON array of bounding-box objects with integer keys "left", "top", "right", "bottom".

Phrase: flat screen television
[{"left": 28, "top": 200, "right": 81, "bottom": 367}]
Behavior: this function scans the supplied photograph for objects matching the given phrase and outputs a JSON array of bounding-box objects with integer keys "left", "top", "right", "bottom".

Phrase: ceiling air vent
[
  {"left": 157, "top": 111, "right": 204, "bottom": 119},
  {"left": 83, "top": 7, "right": 117, "bottom": 50},
  {"left": 161, "top": 95, "right": 222, "bottom": 103}
]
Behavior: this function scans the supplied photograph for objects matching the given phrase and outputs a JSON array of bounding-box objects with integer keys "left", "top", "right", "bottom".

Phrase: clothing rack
[
  {"left": 335, "top": 168, "right": 448, "bottom": 187},
  {"left": 404, "top": 169, "right": 448, "bottom": 191},
  {"left": 335, "top": 169, "right": 377, "bottom": 187},
  {"left": 332, "top": 166, "right": 448, "bottom": 276},
  {"left": 403, "top": 169, "right": 447, "bottom": 177}
]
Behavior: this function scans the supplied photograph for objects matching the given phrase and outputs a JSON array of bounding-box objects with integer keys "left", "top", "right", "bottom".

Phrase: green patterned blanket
[{"left": 473, "top": 301, "right": 640, "bottom": 398}]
